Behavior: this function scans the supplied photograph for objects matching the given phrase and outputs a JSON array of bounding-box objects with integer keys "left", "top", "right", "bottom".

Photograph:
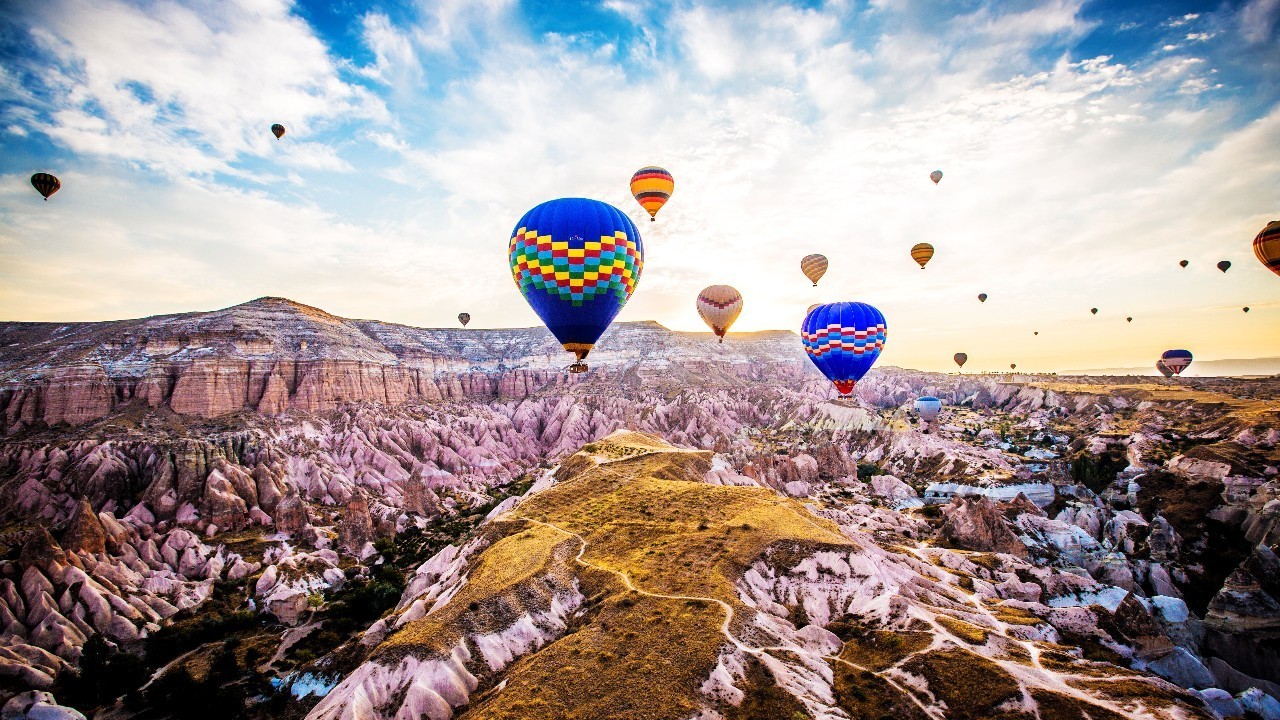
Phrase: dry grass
[
  {"left": 992, "top": 605, "right": 1046, "bottom": 627},
  {"left": 936, "top": 615, "right": 989, "bottom": 645},
  {"left": 837, "top": 630, "right": 933, "bottom": 671},
  {"left": 1029, "top": 688, "right": 1130, "bottom": 720},
  {"left": 902, "top": 648, "right": 1022, "bottom": 720},
  {"left": 831, "top": 659, "right": 931, "bottom": 720},
  {"left": 385, "top": 433, "right": 862, "bottom": 720}
]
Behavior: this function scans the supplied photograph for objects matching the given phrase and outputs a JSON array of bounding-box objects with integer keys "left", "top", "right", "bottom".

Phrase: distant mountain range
[{"left": 1065, "top": 357, "right": 1280, "bottom": 378}]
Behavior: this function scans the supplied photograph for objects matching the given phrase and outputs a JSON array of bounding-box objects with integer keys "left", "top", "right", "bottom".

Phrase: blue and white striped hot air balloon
[
  {"left": 914, "top": 396, "right": 942, "bottom": 422},
  {"left": 801, "top": 302, "right": 887, "bottom": 397}
]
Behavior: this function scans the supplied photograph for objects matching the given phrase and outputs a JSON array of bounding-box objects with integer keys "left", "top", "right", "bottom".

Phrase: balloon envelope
[
  {"left": 1156, "top": 360, "right": 1174, "bottom": 378},
  {"left": 30, "top": 173, "right": 59, "bottom": 200},
  {"left": 509, "top": 198, "right": 643, "bottom": 370},
  {"left": 953, "top": 352, "right": 968, "bottom": 368},
  {"left": 696, "top": 285, "right": 743, "bottom": 342},
  {"left": 1090, "top": 308, "right": 1098, "bottom": 315},
  {"left": 1179, "top": 260, "right": 1189, "bottom": 268},
  {"left": 1253, "top": 220, "right": 1280, "bottom": 278},
  {"left": 801, "top": 302, "right": 886, "bottom": 396},
  {"left": 1217, "top": 260, "right": 1231, "bottom": 273},
  {"left": 930, "top": 170, "right": 943, "bottom": 184},
  {"left": 1010, "top": 363, "right": 1017, "bottom": 370},
  {"left": 910, "top": 242, "right": 934, "bottom": 269},
  {"left": 1161, "top": 349, "right": 1192, "bottom": 375},
  {"left": 630, "top": 166, "right": 673, "bottom": 221},
  {"left": 801, "top": 254, "right": 828, "bottom": 286},
  {"left": 913, "top": 396, "right": 942, "bottom": 422},
  {"left": 1126, "top": 317, "right": 1133, "bottom": 323},
  {"left": 458, "top": 313, "right": 470, "bottom": 327},
  {"left": 271, "top": 123, "right": 285, "bottom": 139},
  {"left": 1243, "top": 307, "right": 1250, "bottom": 313},
  {"left": 978, "top": 293, "right": 987, "bottom": 303}
]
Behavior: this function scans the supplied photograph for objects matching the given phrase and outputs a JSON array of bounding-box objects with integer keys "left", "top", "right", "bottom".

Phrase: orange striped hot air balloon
[
  {"left": 30, "top": 173, "right": 60, "bottom": 201},
  {"left": 630, "top": 166, "right": 674, "bottom": 221},
  {"left": 801, "top": 254, "right": 828, "bottom": 286},
  {"left": 910, "top": 242, "right": 934, "bottom": 269},
  {"left": 696, "top": 285, "right": 743, "bottom": 343},
  {"left": 1254, "top": 220, "right": 1280, "bottom": 278}
]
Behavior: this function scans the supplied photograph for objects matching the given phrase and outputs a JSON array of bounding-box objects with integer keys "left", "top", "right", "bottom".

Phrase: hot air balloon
[
  {"left": 696, "top": 285, "right": 743, "bottom": 343},
  {"left": 1156, "top": 360, "right": 1174, "bottom": 378},
  {"left": 1217, "top": 260, "right": 1231, "bottom": 273},
  {"left": 1254, "top": 220, "right": 1280, "bottom": 277},
  {"left": 509, "top": 198, "right": 643, "bottom": 373},
  {"left": 30, "top": 173, "right": 59, "bottom": 201},
  {"left": 629, "top": 166, "right": 673, "bottom": 222},
  {"left": 978, "top": 293, "right": 987, "bottom": 303},
  {"left": 1126, "top": 317, "right": 1133, "bottom": 323},
  {"left": 910, "top": 242, "right": 934, "bottom": 269},
  {"left": 1033, "top": 331, "right": 1039, "bottom": 336},
  {"left": 801, "top": 254, "right": 828, "bottom": 286},
  {"left": 953, "top": 353, "right": 967, "bottom": 369},
  {"left": 1243, "top": 306, "right": 1250, "bottom": 313},
  {"left": 913, "top": 396, "right": 942, "bottom": 422},
  {"left": 1090, "top": 308, "right": 1098, "bottom": 315},
  {"left": 801, "top": 302, "right": 886, "bottom": 397},
  {"left": 271, "top": 123, "right": 286, "bottom": 139},
  {"left": 1161, "top": 349, "right": 1192, "bottom": 375},
  {"left": 806, "top": 304, "right": 820, "bottom": 316},
  {"left": 458, "top": 313, "right": 470, "bottom": 327},
  {"left": 930, "top": 170, "right": 943, "bottom": 185},
  {"left": 1180, "top": 260, "right": 1189, "bottom": 268},
  {"left": 1010, "top": 363, "right": 1017, "bottom": 370}
]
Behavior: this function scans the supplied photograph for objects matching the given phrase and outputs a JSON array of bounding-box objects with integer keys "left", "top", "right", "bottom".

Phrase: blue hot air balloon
[
  {"left": 509, "top": 198, "right": 643, "bottom": 372},
  {"left": 1160, "top": 349, "right": 1192, "bottom": 375},
  {"left": 801, "top": 302, "right": 887, "bottom": 396},
  {"left": 913, "top": 396, "right": 942, "bottom": 422}
]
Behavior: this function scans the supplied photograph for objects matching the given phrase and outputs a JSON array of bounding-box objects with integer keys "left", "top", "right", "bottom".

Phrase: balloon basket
[{"left": 568, "top": 362, "right": 588, "bottom": 374}]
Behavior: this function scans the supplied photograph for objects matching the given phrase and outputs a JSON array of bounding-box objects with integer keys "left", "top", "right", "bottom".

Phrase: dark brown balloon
[
  {"left": 271, "top": 123, "right": 286, "bottom": 139},
  {"left": 30, "top": 173, "right": 60, "bottom": 200}
]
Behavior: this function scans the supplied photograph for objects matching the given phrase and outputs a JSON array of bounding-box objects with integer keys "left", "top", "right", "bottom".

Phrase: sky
[{"left": 1, "top": 0, "right": 1278, "bottom": 374}]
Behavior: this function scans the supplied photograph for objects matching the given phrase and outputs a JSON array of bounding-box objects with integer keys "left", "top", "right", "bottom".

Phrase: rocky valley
[{"left": 1, "top": 298, "right": 1278, "bottom": 720}]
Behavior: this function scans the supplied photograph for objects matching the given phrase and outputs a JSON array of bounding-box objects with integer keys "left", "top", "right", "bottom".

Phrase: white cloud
[
  {"left": 8, "top": 0, "right": 384, "bottom": 177},
  {"left": 1240, "top": 0, "right": 1280, "bottom": 43}
]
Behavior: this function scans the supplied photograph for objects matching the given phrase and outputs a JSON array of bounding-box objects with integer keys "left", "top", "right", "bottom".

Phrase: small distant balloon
[
  {"left": 271, "top": 123, "right": 286, "bottom": 139},
  {"left": 696, "top": 285, "right": 743, "bottom": 343},
  {"left": 953, "top": 352, "right": 968, "bottom": 369},
  {"left": 1254, "top": 220, "right": 1280, "bottom": 278},
  {"left": 1126, "top": 317, "right": 1133, "bottom": 323},
  {"left": 458, "top": 313, "right": 470, "bottom": 327},
  {"left": 30, "top": 173, "right": 60, "bottom": 201},
  {"left": 801, "top": 254, "right": 828, "bottom": 286},
  {"left": 1090, "top": 308, "right": 1098, "bottom": 315},
  {"left": 1179, "top": 260, "right": 1189, "bottom": 268},
  {"left": 1010, "top": 363, "right": 1017, "bottom": 370},
  {"left": 630, "top": 166, "right": 674, "bottom": 221},
  {"left": 1217, "top": 260, "right": 1231, "bottom": 273},
  {"left": 910, "top": 242, "right": 934, "bottom": 269},
  {"left": 1033, "top": 331, "right": 1039, "bottom": 336},
  {"left": 977, "top": 293, "right": 988, "bottom": 303},
  {"left": 930, "top": 170, "right": 943, "bottom": 185},
  {"left": 1243, "top": 306, "right": 1250, "bottom": 313}
]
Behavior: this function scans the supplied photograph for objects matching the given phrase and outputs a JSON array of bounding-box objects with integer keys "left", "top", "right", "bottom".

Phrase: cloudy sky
[{"left": 1, "top": 0, "right": 1278, "bottom": 373}]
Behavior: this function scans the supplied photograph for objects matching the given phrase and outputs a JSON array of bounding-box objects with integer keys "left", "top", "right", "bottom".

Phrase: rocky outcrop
[{"left": 939, "top": 496, "right": 1029, "bottom": 557}]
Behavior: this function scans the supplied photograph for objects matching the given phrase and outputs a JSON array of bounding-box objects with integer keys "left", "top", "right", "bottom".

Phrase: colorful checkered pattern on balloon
[
  {"left": 802, "top": 323, "right": 887, "bottom": 357},
  {"left": 509, "top": 228, "right": 643, "bottom": 306}
]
